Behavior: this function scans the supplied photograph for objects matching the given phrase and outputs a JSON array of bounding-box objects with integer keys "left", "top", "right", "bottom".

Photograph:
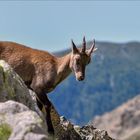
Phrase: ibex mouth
[{"left": 77, "top": 76, "right": 84, "bottom": 81}]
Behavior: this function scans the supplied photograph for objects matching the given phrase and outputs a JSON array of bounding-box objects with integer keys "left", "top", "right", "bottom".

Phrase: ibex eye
[{"left": 76, "top": 60, "right": 80, "bottom": 65}]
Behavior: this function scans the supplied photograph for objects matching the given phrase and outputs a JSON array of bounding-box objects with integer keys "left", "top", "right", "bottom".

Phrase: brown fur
[{"left": 0, "top": 41, "right": 64, "bottom": 93}]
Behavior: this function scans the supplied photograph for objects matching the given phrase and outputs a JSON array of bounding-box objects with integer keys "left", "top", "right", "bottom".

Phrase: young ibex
[{"left": 0, "top": 37, "right": 97, "bottom": 133}]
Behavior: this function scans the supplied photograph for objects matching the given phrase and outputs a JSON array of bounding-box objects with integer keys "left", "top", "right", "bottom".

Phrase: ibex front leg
[{"left": 36, "top": 93, "right": 54, "bottom": 134}]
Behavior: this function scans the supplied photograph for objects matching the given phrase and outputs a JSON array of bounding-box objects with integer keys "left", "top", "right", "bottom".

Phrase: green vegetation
[
  {"left": 50, "top": 41, "right": 140, "bottom": 125},
  {"left": 0, "top": 123, "right": 12, "bottom": 140}
]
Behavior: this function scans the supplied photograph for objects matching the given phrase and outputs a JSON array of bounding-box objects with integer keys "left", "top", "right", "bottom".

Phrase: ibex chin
[{"left": 0, "top": 37, "right": 97, "bottom": 133}]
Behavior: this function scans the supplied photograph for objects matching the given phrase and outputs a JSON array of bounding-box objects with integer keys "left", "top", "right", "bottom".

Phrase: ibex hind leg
[{"left": 36, "top": 93, "right": 54, "bottom": 135}]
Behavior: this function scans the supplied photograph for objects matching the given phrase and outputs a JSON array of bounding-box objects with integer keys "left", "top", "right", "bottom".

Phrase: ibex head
[{"left": 70, "top": 37, "right": 97, "bottom": 81}]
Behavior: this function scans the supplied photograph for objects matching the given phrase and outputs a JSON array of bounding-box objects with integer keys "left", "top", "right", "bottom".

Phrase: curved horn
[
  {"left": 82, "top": 36, "right": 86, "bottom": 53},
  {"left": 88, "top": 39, "right": 96, "bottom": 55}
]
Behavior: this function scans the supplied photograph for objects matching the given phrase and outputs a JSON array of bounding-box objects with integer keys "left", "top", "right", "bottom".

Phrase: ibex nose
[{"left": 78, "top": 76, "right": 84, "bottom": 81}]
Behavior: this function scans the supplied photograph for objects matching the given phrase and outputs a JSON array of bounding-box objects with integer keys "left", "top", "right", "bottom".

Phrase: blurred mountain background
[
  {"left": 91, "top": 94, "right": 140, "bottom": 140},
  {"left": 1, "top": 1, "right": 140, "bottom": 140},
  {"left": 49, "top": 41, "right": 140, "bottom": 125}
]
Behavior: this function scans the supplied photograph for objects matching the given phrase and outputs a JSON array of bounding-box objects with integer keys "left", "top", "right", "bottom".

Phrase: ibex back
[{"left": 0, "top": 37, "right": 97, "bottom": 133}]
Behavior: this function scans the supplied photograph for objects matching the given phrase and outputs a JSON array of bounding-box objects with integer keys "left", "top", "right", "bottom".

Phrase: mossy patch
[
  {"left": 4, "top": 70, "right": 16, "bottom": 98},
  {"left": 0, "top": 65, "right": 16, "bottom": 99},
  {"left": 0, "top": 123, "right": 12, "bottom": 140}
]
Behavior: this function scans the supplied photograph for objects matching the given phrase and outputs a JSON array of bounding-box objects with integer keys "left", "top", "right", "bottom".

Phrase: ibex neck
[{"left": 56, "top": 53, "right": 72, "bottom": 84}]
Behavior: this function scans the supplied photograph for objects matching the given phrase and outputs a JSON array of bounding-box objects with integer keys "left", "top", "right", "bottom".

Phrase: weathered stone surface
[
  {"left": 0, "top": 60, "right": 48, "bottom": 140},
  {"left": 0, "top": 60, "right": 40, "bottom": 114},
  {"left": 0, "top": 101, "right": 48, "bottom": 140},
  {"left": 60, "top": 116, "right": 114, "bottom": 140},
  {"left": 0, "top": 60, "right": 114, "bottom": 140}
]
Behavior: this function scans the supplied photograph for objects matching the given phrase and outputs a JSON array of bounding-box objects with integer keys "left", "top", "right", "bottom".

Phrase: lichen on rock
[{"left": 0, "top": 123, "right": 12, "bottom": 140}]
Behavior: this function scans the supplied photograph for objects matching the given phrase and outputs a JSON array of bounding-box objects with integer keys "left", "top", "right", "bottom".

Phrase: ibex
[{"left": 0, "top": 37, "right": 97, "bottom": 133}]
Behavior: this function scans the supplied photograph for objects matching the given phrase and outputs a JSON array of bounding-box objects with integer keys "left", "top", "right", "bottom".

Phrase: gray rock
[
  {"left": 0, "top": 101, "right": 48, "bottom": 140},
  {"left": 76, "top": 125, "right": 114, "bottom": 140},
  {"left": 0, "top": 60, "right": 48, "bottom": 140},
  {"left": 0, "top": 60, "right": 39, "bottom": 113},
  {"left": 60, "top": 116, "right": 114, "bottom": 140}
]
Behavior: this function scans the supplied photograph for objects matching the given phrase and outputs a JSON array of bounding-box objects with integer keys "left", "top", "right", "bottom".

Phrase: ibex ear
[
  {"left": 87, "top": 39, "right": 97, "bottom": 56},
  {"left": 71, "top": 39, "right": 79, "bottom": 54}
]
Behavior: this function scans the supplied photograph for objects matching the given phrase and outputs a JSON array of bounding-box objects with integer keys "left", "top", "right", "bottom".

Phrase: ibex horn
[
  {"left": 88, "top": 39, "right": 96, "bottom": 55},
  {"left": 82, "top": 36, "right": 86, "bottom": 53}
]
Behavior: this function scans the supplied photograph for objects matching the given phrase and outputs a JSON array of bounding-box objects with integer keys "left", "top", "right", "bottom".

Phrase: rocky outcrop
[
  {"left": 91, "top": 95, "right": 140, "bottom": 140},
  {"left": 0, "top": 100, "right": 48, "bottom": 140},
  {"left": 0, "top": 60, "right": 114, "bottom": 140},
  {"left": 0, "top": 60, "right": 41, "bottom": 115},
  {"left": 60, "top": 116, "right": 114, "bottom": 140},
  {"left": 0, "top": 60, "right": 48, "bottom": 140}
]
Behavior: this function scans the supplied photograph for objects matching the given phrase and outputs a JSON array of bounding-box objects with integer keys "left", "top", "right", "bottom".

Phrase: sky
[{"left": 0, "top": 1, "right": 140, "bottom": 52}]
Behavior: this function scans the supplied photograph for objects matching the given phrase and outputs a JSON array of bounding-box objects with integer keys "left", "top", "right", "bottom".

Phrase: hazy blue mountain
[{"left": 49, "top": 41, "right": 140, "bottom": 125}]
